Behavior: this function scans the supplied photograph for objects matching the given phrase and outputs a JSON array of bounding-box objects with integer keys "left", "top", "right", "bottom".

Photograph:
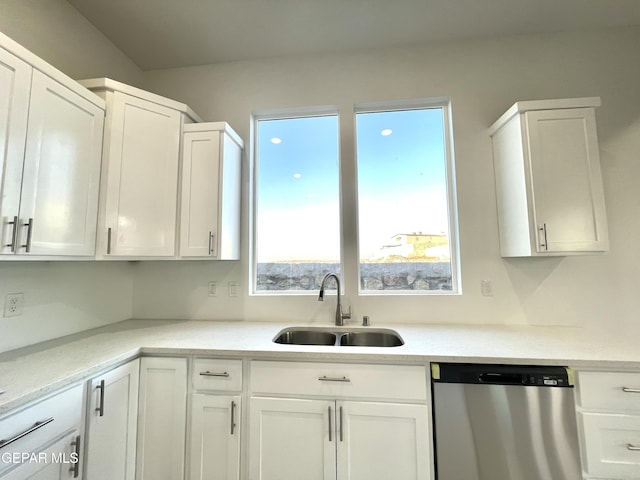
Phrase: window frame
[
  {"left": 250, "top": 106, "right": 345, "bottom": 296},
  {"left": 353, "top": 98, "right": 461, "bottom": 295},
  {"left": 249, "top": 98, "right": 460, "bottom": 296}
]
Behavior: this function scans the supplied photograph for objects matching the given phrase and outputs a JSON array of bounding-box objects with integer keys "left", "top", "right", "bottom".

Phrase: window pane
[
  {"left": 255, "top": 115, "right": 341, "bottom": 292},
  {"left": 356, "top": 108, "right": 453, "bottom": 292}
]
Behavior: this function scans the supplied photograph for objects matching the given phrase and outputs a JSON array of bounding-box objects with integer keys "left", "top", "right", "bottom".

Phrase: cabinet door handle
[
  {"left": 6, "top": 216, "right": 18, "bottom": 252},
  {"left": 339, "top": 406, "right": 344, "bottom": 442},
  {"left": 622, "top": 387, "right": 640, "bottom": 393},
  {"left": 95, "top": 379, "right": 105, "bottom": 416},
  {"left": 69, "top": 435, "right": 81, "bottom": 477},
  {"left": 328, "top": 406, "right": 333, "bottom": 442},
  {"left": 538, "top": 223, "right": 548, "bottom": 250},
  {"left": 107, "top": 227, "right": 112, "bottom": 254},
  {"left": 0, "top": 417, "right": 54, "bottom": 449},
  {"left": 208, "top": 231, "right": 215, "bottom": 256},
  {"left": 199, "top": 370, "right": 229, "bottom": 377},
  {"left": 318, "top": 375, "right": 350, "bottom": 383},
  {"left": 230, "top": 401, "right": 237, "bottom": 435},
  {"left": 21, "top": 218, "right": 33, "bottom": 252},
  {"left": 627, "top": 444, "right": 640, "bottom": 451}
]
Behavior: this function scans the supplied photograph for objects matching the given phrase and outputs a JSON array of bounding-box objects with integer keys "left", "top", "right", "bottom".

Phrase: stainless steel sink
[
  {"left": 273, "top": 328, "right": 337, "bottom": 346},
  {"left": 339, "top": 330, "right": 404, "bottom": 347},
  {"left": 272, "top": 327, "right": 403, "bottom": 347}
]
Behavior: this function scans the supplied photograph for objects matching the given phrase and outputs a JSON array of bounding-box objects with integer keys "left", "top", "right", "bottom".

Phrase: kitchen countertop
[{"left": 1, "top": 319, "right": 639, "bottom": 415}]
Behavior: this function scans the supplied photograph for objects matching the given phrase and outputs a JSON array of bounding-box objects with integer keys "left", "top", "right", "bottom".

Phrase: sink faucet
[{"left": 318, "top": 273, "right": 351, "bottom": 326}]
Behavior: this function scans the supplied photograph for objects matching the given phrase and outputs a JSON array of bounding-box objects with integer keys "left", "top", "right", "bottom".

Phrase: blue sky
[{"left": 256, "top": 108, "right": 449, "bottom": 262}]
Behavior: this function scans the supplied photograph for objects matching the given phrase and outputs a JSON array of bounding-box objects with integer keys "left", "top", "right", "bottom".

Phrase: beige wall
[
  {"left": 139, "top": 27, "right": 640, "bottom": 336},
  {"left": 0, "top": 0, "right": 140, "bottom": 352},
  {"left": 0, "top": 0, "right": 143, "bottom": 85}
]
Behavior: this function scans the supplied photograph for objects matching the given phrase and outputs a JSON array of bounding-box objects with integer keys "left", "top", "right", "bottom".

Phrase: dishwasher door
[{"left": 432, "top": 363, "right": 582, "bottom": 480}]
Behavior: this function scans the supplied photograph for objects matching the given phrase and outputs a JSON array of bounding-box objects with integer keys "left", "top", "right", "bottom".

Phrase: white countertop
[{"left": 1, "top": 319, "right": 639, "bottom": 414}]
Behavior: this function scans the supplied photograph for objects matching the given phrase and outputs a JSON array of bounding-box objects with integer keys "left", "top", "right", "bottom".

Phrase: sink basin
[
  {"left": 339, "top": 330, "right": 404, "bottom": 347},
  {"left": 273, "top": 328, "right": 337, "bottom": 346},
  {"left": 273, "top": 327, "right": 403, "bottom": 347}
]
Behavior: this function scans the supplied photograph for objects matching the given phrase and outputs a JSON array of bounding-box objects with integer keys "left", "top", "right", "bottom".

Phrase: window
[
  {"left": 356, "top": 105, "right": 456, "bottom": 293},
  {"left": 254, "top": 113, "right": 341, "bottom": 292},
  {"left": 252, "top": 100, "right": 459, "bottom": 295}
]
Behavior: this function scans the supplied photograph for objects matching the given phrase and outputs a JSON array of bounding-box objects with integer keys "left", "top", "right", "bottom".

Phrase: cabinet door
[
  {"left": 189, "top": 394, "right": 241, "bottom": 480},
  {"left": 180, "top": 130, "right": 221, "bottom": 257},
  {"left": 137, "top": 357, "right": 187, "bottom": 480},
  {"left": 525, "top": 108, "right": 608, "bottom": 253},
  {"left": 249, "top": 397, "right": 336, "bottom": 480},
  {"left": 0, "top": 430, "right": 82, "bottom": 480},
  {"left": 18, "top": 70, "right": 104, "bottom": 256},
  {"left": 102, "top": 92, "right": 181, "bottom": 257},
  {"left": 336, "top": 401, "right": 430, "bottom": 480},
  {"left": 85, "top": 359, "right": 140, "bottom": 480},
  {"left": 0, "top": 48, "right": 31, "bottom": 255},
  {"left": 218, "top": 133, "right": 242, "bottom": 260}
]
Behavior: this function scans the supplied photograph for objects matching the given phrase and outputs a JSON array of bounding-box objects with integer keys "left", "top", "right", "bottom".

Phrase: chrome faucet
[{"left": 318, "top": 273, "right": 351, "bottom": 326}]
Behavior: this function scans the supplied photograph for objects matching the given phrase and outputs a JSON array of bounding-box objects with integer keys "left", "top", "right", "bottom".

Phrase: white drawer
[
  {"left": 250, "top": 361, "right": 427, "bottom": 401},
  {"left": 579, "top": 412, "right": 640, "bottom": 478},
  {"left": 0, "top": 384, "right": 83, "bottom": 475},
  {"left": 577, "top": 371, "right": 640, "bottom": 413},
  {"left": 192, "top": 358, "right": 243, "bottom": 392}
]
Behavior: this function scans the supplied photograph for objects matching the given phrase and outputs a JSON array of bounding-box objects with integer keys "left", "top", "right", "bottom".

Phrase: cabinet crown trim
[
  {"left": 78, "top": 77, "right": 202, "bottom": 122},
  {"left": 489, "top": 96, "right": 601, "bottom": 135}
]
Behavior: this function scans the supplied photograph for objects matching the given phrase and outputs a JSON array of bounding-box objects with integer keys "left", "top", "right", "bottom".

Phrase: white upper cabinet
[
  {"left": 490, "top": 97, "right": 609, "bottom": 257},
  {"left": 0, "top": 35, "right": 105, "bottom": 259},
  {"left": 79, "top": 78, "right": 201, "bottom": 259},
  {"left": 180, "top": 123, "right": 243, "bottom": 259}
]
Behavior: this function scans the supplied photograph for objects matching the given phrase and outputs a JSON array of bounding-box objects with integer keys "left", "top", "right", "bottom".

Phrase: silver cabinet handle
[
  {"left": 627, "top": 444, "right": 640, "bottom": 451},
  {"left": 230, "top": 401, "right": 237, "bottom": 435},
  {"left": 328, "top": 406, "right": 333, "bottom": 442},
  {"left": 538, "top": 223, "right": 548, "bottom": 250},
  {"left": 208, "top": 231, "right": 215, "bottom": 256},
  {"left": 21, "top": 218, "right": 33, "bottom": 252},
  {"left": 6, "top": 216, "right": 18, "bottom": 252},
  {"left": 95, "top": 380, "right": 105, "bottom": 416},
  {"left": 318, "top": 376, "right": 350, "bottom": 383},
  {"left": 339, "top": 405, "right": 344, "bottom": 442},
  {"left": 69, "top": 435, "right": 81, "bottom": 477},
  {"left": 623, "top": 387, "right": 640, "bottom": 393},
  {"left": 0, "top": 417, "right": 54, "bottom": 449},
  {"left": 106, "top": 227, "right": 112, "bottom": 254},
  {"left": 199, "top": 371, "right": 229, "bottom": 377}
]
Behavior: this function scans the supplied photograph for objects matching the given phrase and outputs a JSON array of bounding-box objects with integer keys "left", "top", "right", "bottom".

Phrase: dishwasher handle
[{"left": 478, "top": 372, "right": 524, "bottom": 385}]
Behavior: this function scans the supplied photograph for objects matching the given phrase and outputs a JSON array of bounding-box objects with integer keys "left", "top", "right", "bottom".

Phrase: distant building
[{"left": 379, "top": 232, "right": 449, "bottom": 261}]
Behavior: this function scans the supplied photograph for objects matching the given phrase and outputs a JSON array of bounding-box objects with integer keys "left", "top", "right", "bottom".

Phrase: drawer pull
[
  {"left": 318, "top": 375, "right": 351, "bottom": 383},
  {"left": 622, "top": 387, "right": 640, "bottom": 393},
  {"left": 230, "top": 401, "right": 237, "bottom": 435},
  {"left": 0, "top": 417, "right": 54, "bottom": 449},
  {"left": 199, "top": 371, "right": 230, "bottom": 377},
  {"left": 328, "top": 406, "right": 333, "bottom": 442},
  {"left": 628, "top": 444, "right": 640, "bottom": 451},
  {"left": 339, "top": 405, "right": 344, "bottom": 442}
]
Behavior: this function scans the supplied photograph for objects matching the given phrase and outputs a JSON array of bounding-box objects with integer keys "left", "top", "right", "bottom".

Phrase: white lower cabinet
[
  {"left": 84, "top": 359, "right": 139, "bottom": 480},
  {"left": 188, "top": 358, "right": 243, "bottom": 480},
  {"left": 137, "top": 357, "right": 187, "bottom": 480},
  {"left": 575, "top": 370, "right": 640, "bottom": 479},
  {"left": 0, "top": 384, "right": 84, "bottom": 479},
  {"left": 248, "top": 361, "right": 431, "bottom": 480},
  {"left": 189, "top": 395, "right": 241, "bottom": 480},
  {"left": 1, "top": 430, "right": 82, "bottom": 480}
]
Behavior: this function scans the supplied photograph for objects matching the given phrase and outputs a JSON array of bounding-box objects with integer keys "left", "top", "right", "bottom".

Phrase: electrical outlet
[
  {"left": 480, "top": 280, "right": 494, "bottom": 297},
  {"left": 208, "top": 281, "right": 217, "bottom": 297},
  {"left": 4, "top": 293, "right": 24, "bottom": 317}
]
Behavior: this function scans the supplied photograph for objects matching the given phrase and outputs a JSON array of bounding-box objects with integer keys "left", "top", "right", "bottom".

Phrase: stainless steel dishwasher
[{"left": 431, "top": 363, "right": 582, "bottom": 480}]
